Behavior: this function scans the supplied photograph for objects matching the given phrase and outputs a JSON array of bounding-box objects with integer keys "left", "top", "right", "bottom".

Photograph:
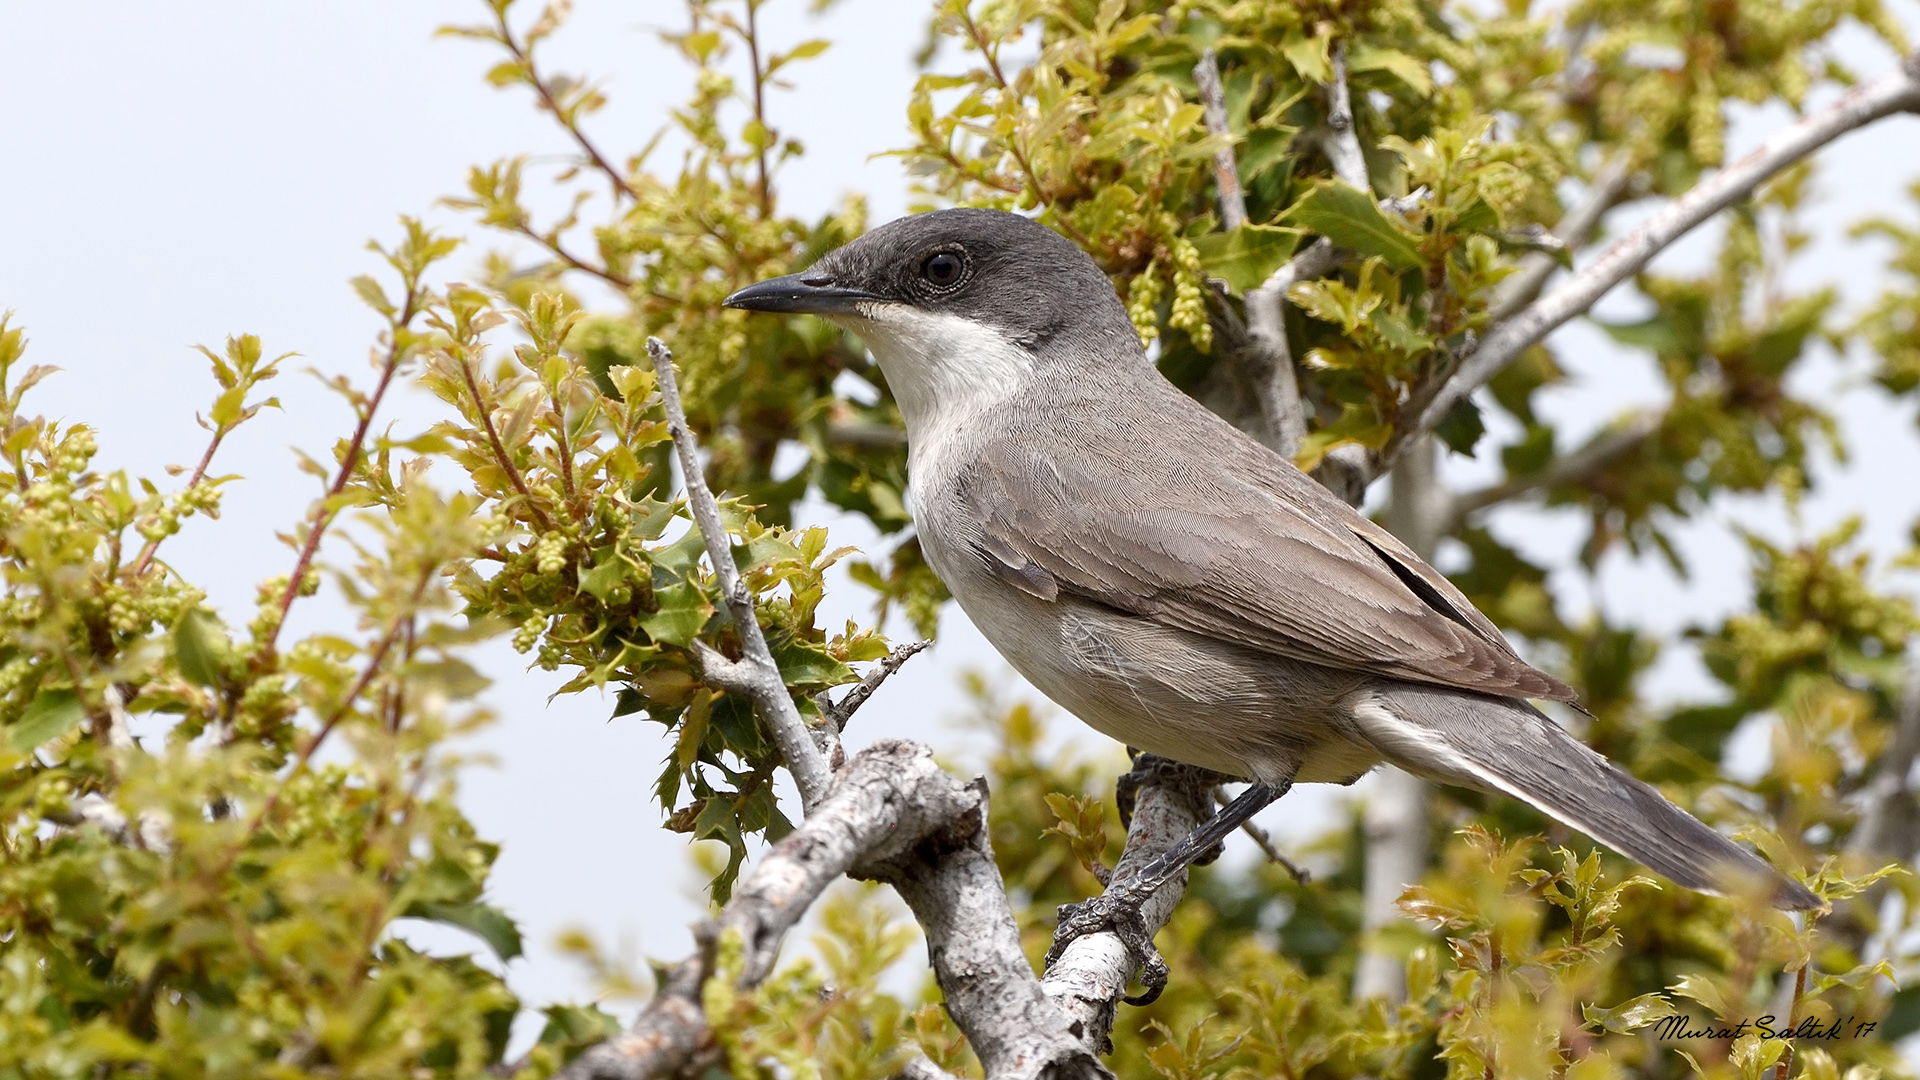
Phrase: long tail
[{"left": 1352, "top": 683, "right": 1819, "bottom": 911}]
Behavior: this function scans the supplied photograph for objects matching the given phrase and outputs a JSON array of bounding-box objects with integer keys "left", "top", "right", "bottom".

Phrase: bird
[{"left": 723, "top": 207, "right": 1819, "bottom": 989}]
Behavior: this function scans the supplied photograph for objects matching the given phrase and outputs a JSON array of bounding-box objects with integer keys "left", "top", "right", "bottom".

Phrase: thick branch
[
  {"left": 648, "top": 337, "right": 834, "bottom": 811},
  {"left": 567, "top": 741, "right": 1106, "bottom": 1079},
  {"left": 1243, "top": 240, "right": 1340, "bottom": 458},
  {"left": 1440, "top": 408, "right": 1665, "bottom": 532},
  {"left": 1396, "top": 52, "right": 1920, "bottom": 468},
  {"left": 879, "top": 785, "right": 1108, "bottom": 1079},
  {"left": 1040, "top": 759, "right": 1215, "bottom": 1053},
  {"left": 1194, "top": 49, "right": 1247, "bottom": 230},
  {"left": 564, "top": 742, "right": 1011, "bottom": 1080},
  {"left": 1231, "top": 45, "right": 1369, "bottom": 463}
]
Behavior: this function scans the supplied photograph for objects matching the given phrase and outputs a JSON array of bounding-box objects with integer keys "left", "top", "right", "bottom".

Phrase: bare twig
[
  {"left": 1393, "top": 52, "right": 1920, "bottom": 471},
  {"left": 1215, "top": 786, "right": 1309, "bottom": 883},
  {"left": 1323, "top": 41, "right": 1371, "bottom": 191},
  {"left": 1440, "top": 407, "right": 1665, "bottom": 532},
  {"left": 1194, "top": 49, "right": 1247, "bottom": 230},
  {"left": 819, "top": 640, "right": 932, "bottom": 732},
  {"left": 265, "top": 286, "right": 421, "bottom": 651},
  {"left": 490, "top": 7, "right": 637, "bottom": 204},
  {"left": 1487, "top": 157, "right": 1631, "bottom": 323},
  {"left": 650, "top": 337, "right": 834, "bottom": 811}
]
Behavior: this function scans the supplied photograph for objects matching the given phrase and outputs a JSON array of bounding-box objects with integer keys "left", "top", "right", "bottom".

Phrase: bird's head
[{"left": 724, "top": 210, "right": 1141, "bottom": 432}]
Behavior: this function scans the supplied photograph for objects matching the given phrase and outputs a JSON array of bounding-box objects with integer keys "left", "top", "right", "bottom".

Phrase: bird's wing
[{"left": 948, "top": 428, "right": 1576, "bottom": 703}]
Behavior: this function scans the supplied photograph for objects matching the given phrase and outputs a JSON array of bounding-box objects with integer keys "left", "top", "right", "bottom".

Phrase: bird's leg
[{"left": 1046, "top": 773, "right": 1290, "bottom": 1004}]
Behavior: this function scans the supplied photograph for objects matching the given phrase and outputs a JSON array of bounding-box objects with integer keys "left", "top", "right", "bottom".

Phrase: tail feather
[{"left": 1353, "top": 685, "right": 1820, "bottom": 911}]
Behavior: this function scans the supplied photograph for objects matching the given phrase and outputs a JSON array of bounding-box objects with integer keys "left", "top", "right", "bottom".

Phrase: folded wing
[{"left": 948, "top": 421, "right": 1575, "bottom": 704}]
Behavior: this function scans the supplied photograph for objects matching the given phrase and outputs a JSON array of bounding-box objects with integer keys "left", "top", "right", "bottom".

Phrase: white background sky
[{"left": 5, "top": 0, "right": 1919, "bottom": 1056}]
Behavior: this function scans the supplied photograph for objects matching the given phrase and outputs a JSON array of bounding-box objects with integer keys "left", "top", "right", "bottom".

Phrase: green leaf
[
  {"left": 772, "top": 641, "right": 855, "bottom": 688},
  {"left": 1192, "top": 225, "right": 1303, "bottom": 293},
  {"left": 1668, "top": 972, "right": 1734, "bottom": 1019},
  {"left": 209, "top": 385, "right": 247, "bottom": 429},
  {"left": 1368, "top": 306, "right": 1432, "bottom": 354},
  {"left": 349, "top": 274, "right": 395, "bottom": 317},
  {"left": 1279, "top": 29, "right": 1331, "bottom": 84},
  {"left": 694, "top": 797, "right": 749, "bottom": 903},
  {"left": 640, "top": 582, "right": 714, "bottom": 647},
  {"left": 1599, "top": 315, "right": 1682, "bottom": 354},
  {"left": 172, "top": 608, "right": 232, "bottom": 687},
  {"left": 399, "top": 659, "right": 491, "bottom": 700},
  {"left": 1435, "top": 397, "right": 1486, "bottom": 456},
  {"left": 1582, "top": 992, "right": 1678, "bottom": 1034},
  {"left": 1237, "top": 127, "right": 1296, "bottom": 182},
  {"left": 10, "top": 689, "right": 85, "bottom": 751},
  {"left": 405, "top": 901, "right": 524, "bottom": 961},
  {"left": 1349, "top": 44, "right": 1433, "bottom": 95},
  {"left": 578, "top": 545, "right": 638, "bottom": 604},
  {"left": 1285, "top": 182, "right": 1424, "bottom": 271}
]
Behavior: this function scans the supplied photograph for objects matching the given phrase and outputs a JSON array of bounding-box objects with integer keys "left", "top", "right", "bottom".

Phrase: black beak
[{"left": 723, "top": 272, "right": 881, "bottom": 315}]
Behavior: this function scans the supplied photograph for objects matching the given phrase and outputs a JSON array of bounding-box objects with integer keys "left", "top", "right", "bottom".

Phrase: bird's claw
[{"left": 1044, "top": 891, "right": 1171, "bottom": 1006}]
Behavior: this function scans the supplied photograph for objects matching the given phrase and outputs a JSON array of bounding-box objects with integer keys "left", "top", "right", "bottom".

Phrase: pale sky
[{"left": 5, "top": 0, "right": 1918, "bottom": 1055}]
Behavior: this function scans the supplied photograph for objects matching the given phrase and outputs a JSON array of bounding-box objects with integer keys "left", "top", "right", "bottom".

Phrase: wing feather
[{"left": 951, "top": 413, "right": 1575, "bottom": 703}]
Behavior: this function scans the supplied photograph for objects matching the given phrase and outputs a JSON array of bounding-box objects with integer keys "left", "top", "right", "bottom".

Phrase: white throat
[{"left": 832, "top": 302, "right": 1035, "bottom": 495}]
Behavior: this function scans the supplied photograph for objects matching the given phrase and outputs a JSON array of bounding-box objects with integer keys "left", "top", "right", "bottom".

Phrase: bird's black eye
[{"left": 921, "top": 251, "right": 963, "bottom": 287}]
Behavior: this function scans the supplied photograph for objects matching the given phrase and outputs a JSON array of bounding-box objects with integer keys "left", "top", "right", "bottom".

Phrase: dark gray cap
[{"left": 724, "top": 208, "right": 1132, "bottom": 352}]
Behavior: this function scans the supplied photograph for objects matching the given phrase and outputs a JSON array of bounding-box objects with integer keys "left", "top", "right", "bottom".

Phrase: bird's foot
[{"left": 1045, "top": 884, "right": 1170, "bottom": 1006}]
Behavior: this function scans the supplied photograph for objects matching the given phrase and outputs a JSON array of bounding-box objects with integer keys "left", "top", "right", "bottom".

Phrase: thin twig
[
  {"left": 458, "top": 358, "right": 553, "bottom": 532},
  {"left": 1487, "top": 156, "right": 1631, "bottom": 323},
  {"left": 240, "top": 566, "right": 433, "bottom": 850},
  {"left": 648, "top": 337, "right": 834, "bottom": 812},
  {"left": 266, "top": 286, "right": 421, "bottom": 651},
  {"left": 1194, "top": 49, "right": 1247, "bottom": 230},
  {"left": 1393, "top": 52, "right": 1920, "bottom": 472},
  {"left": 492, "top": 7, "right": 638, "bottom": 204},
  {"left": 1323, "top": 41, "right": 1371, "bottom": 191},
  {"left": 742, "top": 0, "right": 773, "bottom": 217},
  {"left": 1440, "top": 407, "right": 1665, "bottom": 532},
  {"left": 130, "top": 429, "right": 222, "bottom": 577},
  {"left": 1215, "top": 786, "right": 1309, "bottom": 884},
  {"left": 819, "top": 640, "right": 932, "bottom": 732},
  {"left": 510, "top": 221, "right": 637, "bottom": 292}
]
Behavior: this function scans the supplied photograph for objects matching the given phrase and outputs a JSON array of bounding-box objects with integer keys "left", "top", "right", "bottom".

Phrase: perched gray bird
[{"left": 725, "top": 208, "right": 1818, "bottom": 985}]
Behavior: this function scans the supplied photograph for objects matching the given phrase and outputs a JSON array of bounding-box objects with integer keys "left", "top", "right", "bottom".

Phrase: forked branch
[
  {"left": 574, "top": 341, "right": 1200, "bottom": 1077},
  {"left": 1389, "top": 51, "right": 1920, "bottom": 474},
  {"left": 648, "top": 337, "right": 834, "bottom": 810}
]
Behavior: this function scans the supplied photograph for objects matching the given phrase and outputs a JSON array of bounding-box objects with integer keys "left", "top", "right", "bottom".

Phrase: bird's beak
[{"left": 723, "top": 272, "right": 881, "bottom": 315}]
